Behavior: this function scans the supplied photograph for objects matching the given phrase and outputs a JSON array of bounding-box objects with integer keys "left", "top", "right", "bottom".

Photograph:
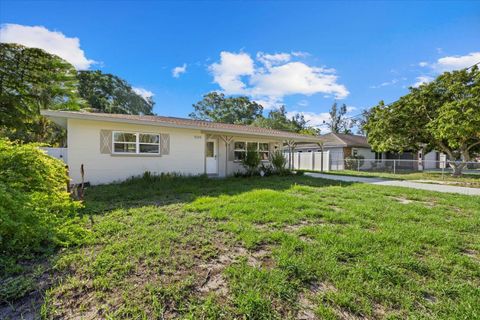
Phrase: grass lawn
[
  {"left": 318, "top": 170, "right": 480, "bottom": 188},
  {"left": 2, "top": 175, "right": 480, "bottom": 319}
]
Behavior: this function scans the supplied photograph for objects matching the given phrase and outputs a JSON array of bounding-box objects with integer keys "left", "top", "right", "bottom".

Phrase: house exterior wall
[
  {"left": 67, "top": 118, "right": 205, "bottom": 185},
  {"left": 217, "top": 137, "right": 282, "bottom": 176}
]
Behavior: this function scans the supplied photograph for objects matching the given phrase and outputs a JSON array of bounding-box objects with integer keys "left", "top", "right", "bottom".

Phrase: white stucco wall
[
  {"left": 217, "top": 137, "right": 282, "bottom": 176},
  {"left": 67, "top": 119, "right": 205, "bottom": 185}
]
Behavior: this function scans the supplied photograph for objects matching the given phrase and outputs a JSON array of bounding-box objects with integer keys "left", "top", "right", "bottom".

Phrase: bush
[
  {"left": 242, "top": 145, "right": 261, "bottom": 176},
  {"left": 0, "top": 139, "right": 86, "bottom": 275},
  {"left": 345, "top": 154, "right": 365, "bottom": 170}
]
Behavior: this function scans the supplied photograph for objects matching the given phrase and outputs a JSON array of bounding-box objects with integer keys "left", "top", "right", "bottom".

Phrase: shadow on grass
[{"left": 82, "top": 174, "right": 354, "bottom": 215}]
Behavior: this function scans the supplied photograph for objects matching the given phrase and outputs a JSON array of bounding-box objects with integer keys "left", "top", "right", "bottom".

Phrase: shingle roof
[
  {"left": 42, "top": 110, "right": 324, "bottom": 142},
  {"left": 330, "top": 133, "right": 370, "bottom": 148},
  {"left": 295, "top": 132, "right": 371, "bottom": 149}
]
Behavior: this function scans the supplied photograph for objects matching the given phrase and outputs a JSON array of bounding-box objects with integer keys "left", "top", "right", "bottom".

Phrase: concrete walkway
[{"left": 305, "top": 173, "right": 480, "bottom": 196}]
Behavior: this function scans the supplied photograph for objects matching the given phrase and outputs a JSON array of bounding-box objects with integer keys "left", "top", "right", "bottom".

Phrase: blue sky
[{"left": 1, "top": 1, "right": 479, "bottom": 128}]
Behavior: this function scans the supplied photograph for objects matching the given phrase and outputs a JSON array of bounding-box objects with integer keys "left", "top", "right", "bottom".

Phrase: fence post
[
  {"left": 393, "top": 160, "right": 396, "bottom": 174},
  {"left": 357, "top": 159, "right": 360, "bottom": 171}
]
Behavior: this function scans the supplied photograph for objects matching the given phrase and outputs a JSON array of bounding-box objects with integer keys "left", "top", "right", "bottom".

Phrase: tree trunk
[{"left": 449, "top": 161, "right": 466, "bottom": 177}]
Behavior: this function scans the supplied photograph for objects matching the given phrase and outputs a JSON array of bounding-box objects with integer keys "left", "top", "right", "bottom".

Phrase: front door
[{"left": 206, "top": 139, "right": 218, "bottom": 174}]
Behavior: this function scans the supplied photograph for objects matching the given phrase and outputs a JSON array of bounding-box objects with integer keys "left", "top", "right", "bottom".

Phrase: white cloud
[
  {"left": 0, "top": 23, "right": 94, "bottom": 69},
  {"left": 418, "top": 61, "right": 429, "bottom": 67},
  {"left": 209, "top": 51, "right": 255, "bottom": 94},
  {"left": 434, "top": 52, "right": 480, "bottom": 72},
  {"left": 256, "top": 52, "right": 291, "bottom": 68},
  {"left": 209, "top": 51, "right": 348, "bottom": 109},
  {"left": 172, "top": 63, "right": 187, "bottom": 78},
  {"left": 132, "top": 87, "right": 154, "bottom": 100},
  {"left": 412, "top": 76, "right": 434, "bottom": 88}
]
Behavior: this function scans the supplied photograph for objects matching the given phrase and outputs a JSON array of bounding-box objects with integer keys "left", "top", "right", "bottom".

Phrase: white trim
[
  {"left": 233, "top": 140, "right": 270, "bottom": 163},
  {"left": 112, "top": 130, "right": 160, "bottom": 155}
]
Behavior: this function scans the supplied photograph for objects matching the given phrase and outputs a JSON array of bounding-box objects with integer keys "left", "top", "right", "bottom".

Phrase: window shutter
[
  {"left": 227, "top": 141, "right": 235, "bottom": 161},
  {"left": 160, "top": 134, "right": 170, "bottom": 155},
  {"left": 100, "top": 130, "right": 112, "bottom": 154}
]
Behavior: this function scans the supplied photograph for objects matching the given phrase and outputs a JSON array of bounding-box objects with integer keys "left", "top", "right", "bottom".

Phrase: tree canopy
[
  {"left": 0, "top": 43, "right": 84, "bottom": 144},
  {"left": 77, "top": 70, "right": 154, "bottom": 115},
  {"left": 327, "top": 102, "right": 353, "bottom": 134},
  {"left": 365, "top": 66, "right": 480, "bottom": 175},
  {"left": 0, "top": 43, "right": 156, "bottom": 145},
  {"left": 189, "top": 92, "right": 263, "bottom": 124},
  {"left": 252, "top": 105, "right": 320, "bottom": 135}
]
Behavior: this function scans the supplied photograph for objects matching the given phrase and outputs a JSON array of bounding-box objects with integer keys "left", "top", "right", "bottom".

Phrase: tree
[
  {"left": 328, "top": 102, "right": 353, "bottom": 134},
  {"left": 0, "top": 43, "right": 84, "bottom": 144},
  {"left": 77, "top": 70, "right": 154, "bottom": 115},
  {"left": 353, "top": 109, "right": 371, "bottom": 136},
  {"left": 189, "top": 92, "right": 263, "bottom": 124},
  {"left": 365, "top": 66, "right": 480, "bottom": 176},
  {"left": 252, "top": 105, "right": 320, "bottom": 135}
]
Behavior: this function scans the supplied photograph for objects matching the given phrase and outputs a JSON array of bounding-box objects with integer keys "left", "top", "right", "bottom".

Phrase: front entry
[{"left": 206, "top": 139, "right": 218, "bottom": 174}]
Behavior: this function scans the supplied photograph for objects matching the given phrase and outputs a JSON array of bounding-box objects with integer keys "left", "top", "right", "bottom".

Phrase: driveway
[{"left": 305, "top": 173, "right": 480, "bottom": 196}]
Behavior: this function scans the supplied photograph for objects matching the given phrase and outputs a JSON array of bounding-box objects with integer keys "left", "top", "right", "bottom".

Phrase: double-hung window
[
  {"left": 234, "top": 142, "right": 246, "bottom": 161},
  {"left": 233, "top": 141, "right": 270, "bottom": 161},
  {"left": 258, "top": 143, "right": 269, "bottom": 160},
  {"left": 113, "top": 131, "right": 160, "bottom": 154}
]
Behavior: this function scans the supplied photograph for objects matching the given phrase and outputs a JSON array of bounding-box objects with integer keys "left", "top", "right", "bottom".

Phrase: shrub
[
  {"left": 242, "top": 145, "right": 261, "bottom": 176},
  {"left": 345, "top": 154, "right": 365, "bottom": 170},
  {"left": 0, "top": 139, "right": 86, "bottom": 275},
  {"left": 271, "top": 150, "right": 290, "bottom": 175},
  {"left": 271, "top": 150, "right": 286, "bottom": 169}
]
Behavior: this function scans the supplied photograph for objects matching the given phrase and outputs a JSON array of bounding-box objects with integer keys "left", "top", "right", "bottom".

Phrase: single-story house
[
  {"left": 293, "top": 132, "right": 441, "bottom": 170},
  {"left": 42, "top": 110, "right": 323, "bottom": 185}
]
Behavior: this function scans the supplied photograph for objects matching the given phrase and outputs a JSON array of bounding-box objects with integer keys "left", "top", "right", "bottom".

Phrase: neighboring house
[
  {"left": 42, "top": 110, "right": 322, "bottom": 185},
  {"left": 293, "top": 133, "right": 377, "bottom": 170},
  {"left": 293, "top": 132, "right": 440, "bottom": 170}
]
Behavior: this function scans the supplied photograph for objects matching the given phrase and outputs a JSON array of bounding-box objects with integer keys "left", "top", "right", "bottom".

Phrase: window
[
  {"left": 206, "top": 141, "right": 214, "bottom": 157},
  {"left": 233, "top": 141, "right": 270, "bottom": 161},
  {"left": 234, "top": 141, "right": 246, "bottom": 161},
  {"left": 375, "top": 152, "right": 382, "bottom": 162},
  {"left": 113, "top": 131, "right": 160, "bottom": 154},
  {"left": 259, "top": 143, "right": 269, "bottom": 160}
]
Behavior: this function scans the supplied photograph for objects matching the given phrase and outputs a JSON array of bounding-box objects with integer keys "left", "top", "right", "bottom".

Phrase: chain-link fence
[{"left": 330, "top": 158, "right": 480, "bottom": 175}]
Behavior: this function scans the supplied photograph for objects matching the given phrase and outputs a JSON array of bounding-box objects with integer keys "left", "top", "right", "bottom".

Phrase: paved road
[{"left": 305, "top": 173, "right": 480, "bottom": 196}]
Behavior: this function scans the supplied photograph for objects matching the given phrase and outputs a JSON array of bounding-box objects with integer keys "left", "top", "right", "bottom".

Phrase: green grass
[
  {"left": 318, "top": 170, "right": 480, "bottom": 188},
  {"left": 2, "top": 175, "right": 480, "bottom": 319}
]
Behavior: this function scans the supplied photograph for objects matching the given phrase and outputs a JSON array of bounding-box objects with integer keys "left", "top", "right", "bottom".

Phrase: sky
[{"left": 1, "top": 1, "right": 479, "bottom": 129}]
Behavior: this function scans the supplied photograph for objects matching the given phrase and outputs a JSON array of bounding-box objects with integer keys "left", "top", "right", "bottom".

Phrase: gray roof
[{"left": 295, "top": 133, "right": 371, "bottom": 149}]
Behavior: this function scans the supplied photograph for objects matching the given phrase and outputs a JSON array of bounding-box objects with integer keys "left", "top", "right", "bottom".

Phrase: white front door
[{"left": 206, "top": 139, "right": 218, "bottom": 174}]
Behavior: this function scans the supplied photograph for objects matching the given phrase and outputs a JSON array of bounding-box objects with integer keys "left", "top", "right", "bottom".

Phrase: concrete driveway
[{"left": 305, "top": 173, "right": 480, "bottom": 196}]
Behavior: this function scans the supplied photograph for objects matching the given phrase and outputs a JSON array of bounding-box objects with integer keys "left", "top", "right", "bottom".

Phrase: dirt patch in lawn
[
  {"left": 297, "top": 281, "right": 338, "bottom": 319},
  {"left": 390, "top": 197, "right": 435, "bottom": 207},
  {"left": 197, "top": 242, "right": 275, "bottom": 297}
]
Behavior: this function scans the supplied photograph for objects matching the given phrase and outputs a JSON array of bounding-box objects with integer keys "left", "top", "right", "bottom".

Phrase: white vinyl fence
[
  {"left": 40, "top": 147, "right": 68, "bottom": 164},
  {"left": 285, "top": 151, "right": 330, "bottom": 171}
]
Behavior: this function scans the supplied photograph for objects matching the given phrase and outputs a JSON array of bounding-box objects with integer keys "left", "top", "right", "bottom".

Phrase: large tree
[
  {"left": 77, "top": 70, "right": 154, "bottom": 115},
  {"left": 327, "top": 102, "right": 353, "bottom": 134},
  {"left": 0, "top": 43, "right": 84, "bottom": 144},
  {"left": 189, "top": 92, "right": 263, "bottom": 124},
  {"left": 252, "top": 105, "right": 320, "bottom": 135},
  {"left": 365, "top": 66, "right": 480, "bottom": 176}
]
